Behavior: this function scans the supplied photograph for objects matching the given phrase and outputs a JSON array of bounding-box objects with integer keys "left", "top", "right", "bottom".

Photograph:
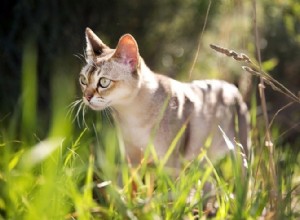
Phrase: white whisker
[
  {"left": 66, "top": 99, "right": 82, "bottom": 120},
  {"left": 75, "top": 102, "right": 84, "bottom": 128},
  {"left": 104, "top": 108, "right": 113, "bottom": 126},
  {"left": 83, "top": 48, "right": 88, "bottom": 62},
  {"left": 73, "top": 53, "right": 86, "bottom": 63},
  {"left": 82, "top": 104, "right": 89, "bottom": 129}
]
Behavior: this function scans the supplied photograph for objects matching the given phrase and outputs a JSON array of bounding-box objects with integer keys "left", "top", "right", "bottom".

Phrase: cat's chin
[
  {"left": 83, "top": 102, "right": 105, "bottom": 111},
  {"left": 87, "top": 104, "right": 106, "bottom": 111},
  {"left": 82, "top": 99, "right": 107, "bottom": 111}
]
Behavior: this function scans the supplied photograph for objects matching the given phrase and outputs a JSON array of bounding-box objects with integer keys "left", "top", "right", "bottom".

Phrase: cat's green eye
[
  {"left": 98, "top": 77, "right": 111, "bottom": 88},
  {"left": 79, "top": 75, "right": 88, "bottom": 85}
]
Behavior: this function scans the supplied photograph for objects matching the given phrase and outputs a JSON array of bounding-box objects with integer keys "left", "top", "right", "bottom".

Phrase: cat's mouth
[
  {"left": 83, "top": 98, "right": 111, "bottom": 111},
  {"left": 85, "top": 102, "right": 104, "bottom": 111},
  {"left": 86, "top": 103, "right": 102, "bottom": 111}
]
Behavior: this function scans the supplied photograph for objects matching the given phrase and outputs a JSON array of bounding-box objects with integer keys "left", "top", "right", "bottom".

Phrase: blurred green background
[{"left": 1, "top": 0, "right": 300, "bottom": 155}]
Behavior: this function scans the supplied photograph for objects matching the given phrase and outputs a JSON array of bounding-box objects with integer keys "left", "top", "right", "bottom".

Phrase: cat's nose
[
  {"left": 85, "top": 94, "right": 93, "bottom": 102},
  {"left": 84, "top": 89, "right": 94, "bottom": 102}
]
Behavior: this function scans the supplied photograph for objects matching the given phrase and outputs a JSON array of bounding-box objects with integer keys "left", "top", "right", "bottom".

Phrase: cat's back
[
  {"left": 190, "top": 79, "right": 243, "bottom": 105},
  {"left": 188, "top": 79, "right": 248, "bottom": 129},
  {"left": 153, "top": 75, "right": 246, "bottom": 117},
  {"left": 183, "top": 79, "right": 249, "bottom": 159}
]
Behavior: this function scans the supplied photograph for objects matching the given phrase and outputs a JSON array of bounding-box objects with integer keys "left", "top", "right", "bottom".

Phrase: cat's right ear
[
  {"left": 112, "top": 34, "right": 139, "bottom": 71},
  {"left": 85, "top": 27, "right": 109, "bottom": 61}
]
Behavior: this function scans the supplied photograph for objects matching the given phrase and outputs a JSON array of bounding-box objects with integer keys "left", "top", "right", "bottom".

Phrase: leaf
[
  {"left": 218, "top": 126, "right": 235, "bottom": 151},
  {"left": 9, "top": 149, "right": 24, "bottom": 171},
  {"left": 262, "top": 58, "right": 278, "bottom": 72}
]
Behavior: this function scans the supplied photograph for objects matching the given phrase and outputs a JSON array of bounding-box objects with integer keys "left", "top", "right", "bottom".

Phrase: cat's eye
[
  {"left": 98, "top": 77, "right": 111, "bottom": 88},
  {"left": 79, "top": 75, "right": 88, "bottom": 85}
]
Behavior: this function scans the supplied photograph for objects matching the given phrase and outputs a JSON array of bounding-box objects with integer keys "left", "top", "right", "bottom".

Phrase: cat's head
[{"left": 79, "top": 28, "right": 141, "bottom": 110}]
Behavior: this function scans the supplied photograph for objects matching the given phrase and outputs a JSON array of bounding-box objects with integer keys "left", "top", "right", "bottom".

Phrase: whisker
[
  {"left": 83, "top": 48, "right": 88, "bottom": 62},
  {"left": 82, "top": 105, "right": 85, "bottom": 127},
  {"left": 92, "top": 122, "right": 98, "bottom": 144},
  {"left": 82, "top": 104, "right": 89, "bottom": 129},
  {"left": 66, "top": 99, "right": 82, "bottom": 119},
  {"left": 104, "top": 108, "right": 113, "bottom": 126},
  {"left": 75, "top": 102, "right": 84, "bottom": 128},
  {"left": 109, "top": 107, "right": 116, "bottom": 124},
  {"left": 73, "top": 53, "right": 86, "bottom": 63},
  {"left": 78, "top": 53, "right": 86, "bottom": 59},
  {"left": 109, "top": 107, "right": 117, "bottom": 117}
]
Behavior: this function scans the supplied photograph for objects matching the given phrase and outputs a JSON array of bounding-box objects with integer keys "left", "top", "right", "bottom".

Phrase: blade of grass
[{"left": 21, "top": 37, "right": 37, "bottom": 142}]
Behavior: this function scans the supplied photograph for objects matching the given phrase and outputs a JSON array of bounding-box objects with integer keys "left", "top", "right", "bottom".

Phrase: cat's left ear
[
  {"left": 85, "top": 27, "right": 109, "bottom": 61},
  {"left": 112, "top": 34, "right": 139, "bottom": 71}
]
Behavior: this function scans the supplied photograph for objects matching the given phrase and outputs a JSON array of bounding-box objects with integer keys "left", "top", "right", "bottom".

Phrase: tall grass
[{"left": 1, "top": 33, "right": 300, "bottom": 220}]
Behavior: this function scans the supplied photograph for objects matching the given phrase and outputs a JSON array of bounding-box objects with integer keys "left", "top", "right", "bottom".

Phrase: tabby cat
[{"left": 79, "top": 28, "right": 250, "bottom": 167}]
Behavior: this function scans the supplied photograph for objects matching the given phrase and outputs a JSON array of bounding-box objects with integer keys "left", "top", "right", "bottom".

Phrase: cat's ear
[
  {"left": 85, "top": 27, "right": 109, "bottom": 61},
  {"left": 112, "top": 34, "right": 139, "bottom": 70}
]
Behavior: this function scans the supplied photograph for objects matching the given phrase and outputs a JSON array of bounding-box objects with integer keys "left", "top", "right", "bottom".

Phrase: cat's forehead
[
  {"left": 81, "top": 62, "right": 106, "bottom": 75},
  {"left": 81, "top": 50, "right": 114, "bottom": 75},
  {"left": 81, "top": 63, "right": 96, "bottom": 76},
  {"left": 81, "top": 60, "right": 118, "bottom": 79},
  {"left": 80, "top": 50, "right": 132, "bottom": 81}
]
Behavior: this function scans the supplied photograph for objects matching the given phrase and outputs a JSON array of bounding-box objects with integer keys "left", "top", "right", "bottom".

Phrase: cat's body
[{"left": 79, "top": 28, "right": 250, "bottom": 167}]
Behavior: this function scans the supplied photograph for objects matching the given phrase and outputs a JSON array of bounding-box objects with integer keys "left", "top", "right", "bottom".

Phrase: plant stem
[{"left": 252, "top": 0, "right": 279, "bottom": 215}]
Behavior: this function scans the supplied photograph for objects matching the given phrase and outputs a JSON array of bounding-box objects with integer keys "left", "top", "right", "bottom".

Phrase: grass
[
  {"left": 1, "top": 26, "right": 300, "bottom": 220},
  {"left": 1, "top": 111, "right": 299, "bottom": 219}
]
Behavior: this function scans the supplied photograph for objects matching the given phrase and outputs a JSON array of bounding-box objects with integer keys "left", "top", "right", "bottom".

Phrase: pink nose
[
  {"left": 84, "top": 88, "right": 94, "bottom": 102},
  {"left": 85, "top": 94, "right": 93, "bottom": 102}
]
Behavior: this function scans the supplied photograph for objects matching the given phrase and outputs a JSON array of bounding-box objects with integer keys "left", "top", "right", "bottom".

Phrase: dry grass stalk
[
  {"left": 210, "top": 28, "right": 300, "bottom": 217},
  {"left": 189, "top": 0, "right": 212, "bottom": 80},
  {"left": 209, "top": 44, "right": 300, "bottom": 104},
  {"left": 209, "top": 44, "right": 251, "bottom": 63}
]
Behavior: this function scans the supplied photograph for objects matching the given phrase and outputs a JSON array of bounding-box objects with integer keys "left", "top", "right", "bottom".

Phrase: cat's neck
[{"left": 112, "top": 59, "right": 168, "bottom": 125}]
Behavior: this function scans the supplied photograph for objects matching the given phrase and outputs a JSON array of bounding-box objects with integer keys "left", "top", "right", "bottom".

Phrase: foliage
[{"left": 1, "top": 95, "right": 299, "bottom": 219}]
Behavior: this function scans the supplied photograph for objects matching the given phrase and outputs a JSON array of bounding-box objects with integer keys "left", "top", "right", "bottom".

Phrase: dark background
[{"left": 1, "top": 0, "right": 299, "bottom": 146}]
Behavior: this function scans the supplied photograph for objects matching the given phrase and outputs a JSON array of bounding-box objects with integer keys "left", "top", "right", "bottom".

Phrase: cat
[{"left": 79, "top": 27, "right": 250, "bottom": 167}]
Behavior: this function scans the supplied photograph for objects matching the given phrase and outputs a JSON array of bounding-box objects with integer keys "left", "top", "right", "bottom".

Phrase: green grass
[
  {"left": 1, "top": 117, "right": 299, "bottom": 220},
  {"left": 0, "top": 41, "right": 300, "bottom": 220}
]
